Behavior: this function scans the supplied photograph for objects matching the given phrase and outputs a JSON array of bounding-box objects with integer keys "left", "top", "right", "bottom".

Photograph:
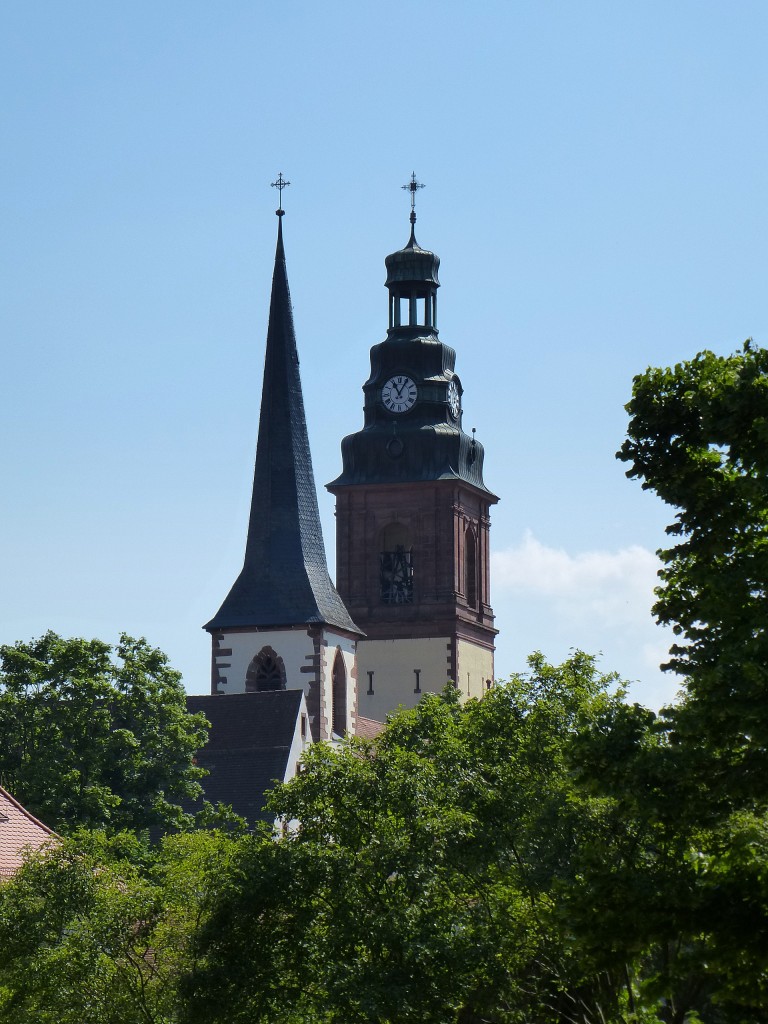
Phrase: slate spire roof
[{"left": 205, "top": 218, "right": 360, "bottom": 635}]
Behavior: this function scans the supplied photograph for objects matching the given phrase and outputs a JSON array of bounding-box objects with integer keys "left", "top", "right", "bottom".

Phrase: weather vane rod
[
  {"left": 402, "top": 172, "right": 425, "bottom": 226},
  {"left": 271, "top": 172, "right": 290, "bottom": 217}
]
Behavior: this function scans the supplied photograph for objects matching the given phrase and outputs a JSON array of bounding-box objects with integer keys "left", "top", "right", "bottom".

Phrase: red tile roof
[
  {"left": 355, "top": 716, "right": 385, "bottom": 740},
  {"left": 0, "top": 785, "right": 57, "bottom": 879}
]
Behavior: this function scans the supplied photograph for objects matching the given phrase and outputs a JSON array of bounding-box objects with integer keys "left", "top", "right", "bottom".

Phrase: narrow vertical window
[
  {"left": 332, "top": 648, "right": 347, "bottom": 737},
  {"left": 465, "top": 527, "right": 478, "bottom": 609}
]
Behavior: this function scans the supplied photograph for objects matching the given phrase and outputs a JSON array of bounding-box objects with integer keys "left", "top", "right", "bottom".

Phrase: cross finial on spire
[
  {"left": 402, "top": 172, "right": 424, "bottom": 227},
  {"left": 271, "top": 172, "right": 290, "bottom": 217},
  {"left": 402, "top": 172, "right": 425, "bottom": 210}
]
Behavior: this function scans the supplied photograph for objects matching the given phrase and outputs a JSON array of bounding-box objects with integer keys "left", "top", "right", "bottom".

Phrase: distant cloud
[
  {"left": 491, "top": 531, "right": 678, "bottom": 709},
  {"left": 492, "top": 530, "right": 660, "bottom": 630}
]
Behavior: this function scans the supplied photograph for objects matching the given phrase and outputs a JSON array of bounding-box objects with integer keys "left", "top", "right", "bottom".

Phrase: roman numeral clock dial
[{"left": 381, "top": 375, "right": 418, "bottom": 413}]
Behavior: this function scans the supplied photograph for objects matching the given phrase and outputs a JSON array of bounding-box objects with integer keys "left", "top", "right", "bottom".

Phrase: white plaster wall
[
  {"left": 356, "top": 637, "right": 451, "bottom": 723},
  {"left": 283, "top": 692, "right": 312, "bottom": 782},
  {"left": 456, "top": 639, "right": 494, "bottom": 701},
  {"left": 213, "top": 629, "right": 317, "bottom": 696},
  {"left": 273, "top": 693, "right": 312, "bottom": 835},
  {"left": 213, "top": 628, "right": 358, "bottom": 742}
]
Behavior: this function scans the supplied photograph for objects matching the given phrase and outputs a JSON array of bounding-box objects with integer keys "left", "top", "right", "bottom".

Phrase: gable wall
[{"left": 210, "top": 628, "right": 357, "bottom": 741}]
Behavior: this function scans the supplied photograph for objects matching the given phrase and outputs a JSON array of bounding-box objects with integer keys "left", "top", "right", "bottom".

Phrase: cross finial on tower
[
  {"left": 271, "top": 172, "right": 290, "bottom": 217},
  {"left": 402, "top": 172, "right": 425, "bottom": 227}
]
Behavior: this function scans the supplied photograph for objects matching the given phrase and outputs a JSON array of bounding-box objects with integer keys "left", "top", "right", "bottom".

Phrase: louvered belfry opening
[
  {"left": 379, "top": 522, "right": 414, "bottom": 605},
  {"left": 246, "top": 647, "right": 286, "bottom": 692}
]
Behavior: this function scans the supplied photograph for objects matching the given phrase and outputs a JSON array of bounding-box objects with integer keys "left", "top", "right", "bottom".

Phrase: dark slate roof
[
  {"left": 384, "top": 224, "right": 441, "bottom": 287},
  {"left": 187, "top": 690, "right": 303, "bottom": 824},
  {"left": 205, "top": 220, "right": 361, "bottom": 636}
]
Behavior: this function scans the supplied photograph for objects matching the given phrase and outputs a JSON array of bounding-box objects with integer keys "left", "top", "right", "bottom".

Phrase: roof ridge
[{"left": 0, "top": 784, "right": 57, "bottom": 837}]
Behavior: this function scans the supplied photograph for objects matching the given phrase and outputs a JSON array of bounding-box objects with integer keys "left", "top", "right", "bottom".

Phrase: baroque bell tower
[{"left": 327, "top": 177, "right": 497, "bottom": 720}]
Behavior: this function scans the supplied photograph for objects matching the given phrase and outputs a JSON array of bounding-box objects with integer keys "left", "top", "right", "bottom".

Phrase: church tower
[
  {"left": 327, "top": 177, "right": 497, "bottom": 721},
  {"left": 205, "top": 188, "right": 362, "bottom": 741}
]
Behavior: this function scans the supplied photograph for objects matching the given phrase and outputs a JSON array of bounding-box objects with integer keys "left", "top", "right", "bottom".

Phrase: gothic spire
[{"left": 205, "top": 211, "right": 360, "bottom": 635}]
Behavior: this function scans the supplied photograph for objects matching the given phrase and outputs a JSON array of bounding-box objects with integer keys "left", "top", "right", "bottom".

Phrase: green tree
[
  {"left": 615, "top": 342, "right": 768, "bottom": 1016},
  {"left": 0, "top": 632, "right": 208, "bottom": 834},
  {"left": 617, "top": 342, "right": 768, "bottom": 801},
  {"left": 0, "top": 828, "right": 239, "bottom": 1024},
  {"left": 4, "top": 654, "right": 764, "bottom": 1022},
  {"left": 184, "top": 655, "right": 681, "bottom": 1024}
]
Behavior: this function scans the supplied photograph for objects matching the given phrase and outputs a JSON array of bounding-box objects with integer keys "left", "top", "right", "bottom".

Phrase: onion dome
[{"left": 385, "top": 225, "right": 441, "bottom": 289}]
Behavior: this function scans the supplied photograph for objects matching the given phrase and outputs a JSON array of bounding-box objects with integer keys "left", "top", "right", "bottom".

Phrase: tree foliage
[
  {"left": 0, "top": 632, "right": 209, "bottom": 834},
  {"left": 2, "top": 654, "right": 767, "bottom": 1022},
  {"left": 0, "top": 829, "right": 238, "bottom": 1024},
  {"left": 618, "top": 342, "right": 768, "bottom": 799},
  {"left": 185, "top": 655, "right": 750, "bottom": 1024}
]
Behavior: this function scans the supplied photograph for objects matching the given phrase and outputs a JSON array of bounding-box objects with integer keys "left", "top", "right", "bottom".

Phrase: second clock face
[
  {"left": 381, "top": 375, "right": 418, "bottom": 414},
  {"left": 447, "top": 380, "right": 461, "bottom": 419}
]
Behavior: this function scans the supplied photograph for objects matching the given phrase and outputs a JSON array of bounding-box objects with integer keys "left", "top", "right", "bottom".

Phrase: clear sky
[{"left": 2, "top": 1, "right": 766, "bottom": 709}]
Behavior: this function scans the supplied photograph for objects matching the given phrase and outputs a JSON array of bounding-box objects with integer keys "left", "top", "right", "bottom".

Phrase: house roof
[
  {"left": 187, "top": 690, "right": 304, "bottom": 824},
  {"left": 355, "top": 716, "right": 386, "bottom": 740},
  {"left": 0, "top": 785, "right": 56, "bottom": 878},
  {"left": 204, "top": 218, "right": 360, "bottom": 637}
]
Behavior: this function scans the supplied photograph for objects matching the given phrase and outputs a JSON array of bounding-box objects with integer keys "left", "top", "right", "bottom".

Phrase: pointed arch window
[
  {"left": 465, "top": 526, "right": 478, "bottom": 610},
  {"left": 332, "top": 648, "right": 347, "bottom": 737},
  {"left": 379, "top": 522, "right": 414, "bottom": 605},
  {"left": 246, "top": 646, "right": 286, "bottom": 692}
]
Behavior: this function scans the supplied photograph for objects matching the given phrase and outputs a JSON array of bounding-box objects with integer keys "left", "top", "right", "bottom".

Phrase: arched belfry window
[
  {"left": 246, "top": 646, "right": 286, "bottom": 692},
  {"left": 379, "top": 522, "right": 414, "bottom": 605},
  {"left": 465, "top": 526, "right": 478, "bottom": 610},
  {"left": 332, "top": 648, "right": 347, "bottom": 737}
]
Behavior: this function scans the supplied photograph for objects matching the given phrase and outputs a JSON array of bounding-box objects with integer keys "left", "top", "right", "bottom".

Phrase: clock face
[
  {"left": 381, "top": 375, "right": 417, "bottom": 414},
  {"left": 447, "top": 380, "right": 461, "bottom": 419}
]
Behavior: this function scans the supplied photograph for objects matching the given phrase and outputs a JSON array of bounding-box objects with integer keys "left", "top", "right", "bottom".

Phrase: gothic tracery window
[{"left": 245, "top": 647, "right": 286, "bottom": 692}]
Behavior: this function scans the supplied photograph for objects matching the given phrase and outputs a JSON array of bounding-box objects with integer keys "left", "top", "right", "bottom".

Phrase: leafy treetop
[
  {"left": 618, "top": 342, "right": 768, "bottom": 801},
  {"left": 0, "top": 631, "right": 209, "bottom": 834}
]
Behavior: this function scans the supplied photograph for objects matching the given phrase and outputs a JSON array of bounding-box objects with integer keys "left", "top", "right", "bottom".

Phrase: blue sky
[{"left": 2, "top": 1, "right": 766, "bottom": 708}]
